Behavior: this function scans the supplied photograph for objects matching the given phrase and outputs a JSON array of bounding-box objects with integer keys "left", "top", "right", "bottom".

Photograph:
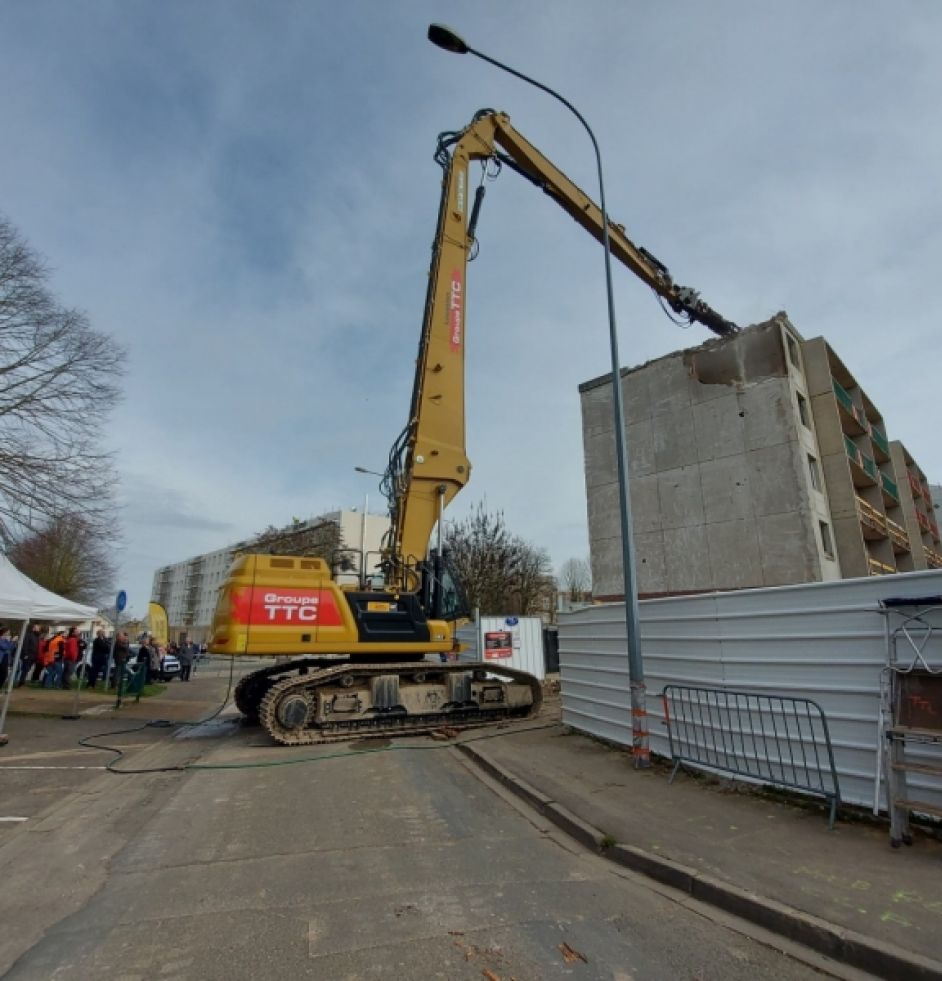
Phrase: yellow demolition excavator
[{"left": 209, "top": 109, "right": 738, "bottom": 745}]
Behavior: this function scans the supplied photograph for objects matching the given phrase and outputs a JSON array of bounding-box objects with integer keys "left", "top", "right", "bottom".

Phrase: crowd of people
[{"left": 0, "top": 626, "right": 206, "bottom": 691}]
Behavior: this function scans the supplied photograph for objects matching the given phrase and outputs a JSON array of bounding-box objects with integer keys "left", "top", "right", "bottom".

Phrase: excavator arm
[{"left": 383, "top": 109, "right": 736, "bottom": 587}]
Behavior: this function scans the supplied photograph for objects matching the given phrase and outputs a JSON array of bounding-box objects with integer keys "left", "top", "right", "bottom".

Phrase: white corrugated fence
[{"left": 559, "top": 570, "right": 942, "bottom": 811}]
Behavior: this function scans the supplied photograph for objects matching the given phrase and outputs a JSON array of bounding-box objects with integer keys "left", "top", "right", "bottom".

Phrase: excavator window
[{"left": 438, "top": 557, "right": 471, "bottom": 621}]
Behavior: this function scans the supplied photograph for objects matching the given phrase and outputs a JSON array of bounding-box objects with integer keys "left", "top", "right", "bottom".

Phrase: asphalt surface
[{"left": 0, "top": 673, "right": 833, "bottom": 979}]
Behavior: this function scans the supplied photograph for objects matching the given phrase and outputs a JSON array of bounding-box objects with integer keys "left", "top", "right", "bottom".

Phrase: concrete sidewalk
[{"left": 458, "top": 720, "right": 942, "bottom": 981}]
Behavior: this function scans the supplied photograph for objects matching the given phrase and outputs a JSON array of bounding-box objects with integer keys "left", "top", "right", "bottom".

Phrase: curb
[{"left": 457, "top": 741, "right": 942, "bottom": 981}]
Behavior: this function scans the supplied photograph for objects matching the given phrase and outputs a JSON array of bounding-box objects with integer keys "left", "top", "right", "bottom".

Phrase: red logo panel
[{"left": 230, "top": 588, "right": 343, "bottom": 626}]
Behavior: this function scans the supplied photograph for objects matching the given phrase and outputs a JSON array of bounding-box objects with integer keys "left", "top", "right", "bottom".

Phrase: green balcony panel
[
  {"left": 832, "top": 378, "right": 855, "bottom": 412},
  {"left": 871, "top": 427, "right": 890, "bottom": 455},
  {"left": 881, "top": 473, "right": 899, "bottom": 500},
  {"left": 844, "top": 434, "right": 859, "bottom": 460}
]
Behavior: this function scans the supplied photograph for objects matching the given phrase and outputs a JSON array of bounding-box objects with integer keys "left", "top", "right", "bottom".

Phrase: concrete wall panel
[
  {"left": 706, "top": 519, "right": 763, "bottom": 587},
  {"left": 653, "top": 408, "right": 698, "bottom": 471},
  {"left": 657, "top": 466, "right": 704, "bottom": 530},
  {"left": 700, "top": 455, "right": 752, "bottom": 524},
  {"left": 693, "top": 392, "right": 746, "bottom": 462}
]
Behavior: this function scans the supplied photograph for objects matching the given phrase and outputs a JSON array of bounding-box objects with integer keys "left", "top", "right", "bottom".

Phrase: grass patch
[{"left": 599, "top": 832, "right": 617, "bottom": 851}]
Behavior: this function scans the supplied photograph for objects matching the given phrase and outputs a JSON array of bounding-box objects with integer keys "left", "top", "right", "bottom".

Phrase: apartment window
[
  {"left": 819, "top": 520, "right": 834, "bottom": 558},
  {"left": 808, "top": 454, "right": 821, "bottom": 491},
  {"left": 785, "top": 333, "right": 801, "bottom": 369},
  {"left": 796, "top": 392, "right": 810, "bottom": 428}
]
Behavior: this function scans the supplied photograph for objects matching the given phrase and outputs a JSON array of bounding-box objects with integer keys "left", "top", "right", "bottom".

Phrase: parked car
[{"left": 159, "top": 652, "right": 181, "bottom": 682}]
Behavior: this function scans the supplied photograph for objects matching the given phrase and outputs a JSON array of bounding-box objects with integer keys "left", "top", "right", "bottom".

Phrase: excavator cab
[{"left": 423, "top": 548, "right": 471, "bottom": 623}]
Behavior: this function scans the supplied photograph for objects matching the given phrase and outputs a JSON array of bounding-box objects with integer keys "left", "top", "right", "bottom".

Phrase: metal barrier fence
[{"left": 661, "top": 685, "right": 841, "bottom": 828}]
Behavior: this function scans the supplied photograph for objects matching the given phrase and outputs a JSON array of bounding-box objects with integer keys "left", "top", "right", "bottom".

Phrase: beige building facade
[{"left": 580, "top": 314, "right": 940, "bottom": 600}]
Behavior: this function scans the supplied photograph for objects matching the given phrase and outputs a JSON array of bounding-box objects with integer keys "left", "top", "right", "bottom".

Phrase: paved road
[{"left": 0, "top": 710, "right": 833, "bottom": 980}]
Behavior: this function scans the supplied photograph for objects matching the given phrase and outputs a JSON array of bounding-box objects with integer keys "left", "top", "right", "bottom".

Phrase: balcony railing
[
  {"left": 931, "top": 518, "right": 941, "bottom": 541},
  {"left": 926, "top": 547, "right": 942, "bottom": 570},
  {"left": 868, "top": 557, "right": 896, "bottom": 576},
  {"left": 908, "top": 470, "right": 924, "bottom": 498},
  {"left": 844, "top": 436, "right": 878, "bottom": 486},
  {"left": 870, "top": 426, "right": 890, "bottom": 458},
  {"left": 916, "top": 510, "right": 932, "bottom": 534},
  {"left": 832, "top": 378, "right": 854, "bottom": 413},
  {"left": 880, "top": 472, "right": 899, "bottom": 502},
  {"left": 856, "top": 495, "right": 887, "bottom": 537},
  {"left": 885, "top": 516, "right": 909, "bottom": 551},
  {"left": 832, "top": 378, "right": 869, "bottom": 433}
]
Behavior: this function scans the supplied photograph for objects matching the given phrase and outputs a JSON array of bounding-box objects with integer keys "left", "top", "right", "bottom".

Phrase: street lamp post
[
  {"left": 354, "top": 466, "right": 385, "bottom": 587},
  {"left": 427, "top": 24, "right": 649, "bottom": 766}
]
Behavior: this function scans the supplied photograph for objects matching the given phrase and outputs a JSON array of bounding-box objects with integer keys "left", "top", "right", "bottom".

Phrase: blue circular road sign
[{"left": 116, "top": 590, "right": 127, "bottom": 613}]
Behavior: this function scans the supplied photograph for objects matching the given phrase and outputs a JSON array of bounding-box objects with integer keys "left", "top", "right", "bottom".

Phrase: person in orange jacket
[{"left": 43, "top": 630, "right": 66, "bottom": 689}]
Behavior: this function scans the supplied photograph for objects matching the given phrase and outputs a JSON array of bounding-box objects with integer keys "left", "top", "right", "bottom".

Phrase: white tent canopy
[{"left": 0, "top": 551, "right": 97, "bottom": 622}]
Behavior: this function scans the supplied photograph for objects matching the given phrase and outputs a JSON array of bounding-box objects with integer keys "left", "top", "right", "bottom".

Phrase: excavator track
[
  {"left": 233, "top": 658, "right": 338, "bottom": 722},
  {"left": 257, "top": 661, "right": 542, "bottom": 746}
]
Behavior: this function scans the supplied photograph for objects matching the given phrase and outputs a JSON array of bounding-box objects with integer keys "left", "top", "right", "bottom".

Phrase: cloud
[{"left": 1, "top": 1, "right": 940, "bottom": 611}]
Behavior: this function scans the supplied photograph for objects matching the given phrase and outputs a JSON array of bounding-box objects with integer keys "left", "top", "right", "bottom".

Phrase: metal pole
[
  {"left": 360, "top": 493, "right": 368, "bottom": 587},
  {"left": 0, "top": 620, "right": 30, "bottom": 744},
  {"left": 428, "top": 26, "right": 649, "bottom": 765},
  {"left": 105, "top": 609, "right": 119, "bottom": 700}
]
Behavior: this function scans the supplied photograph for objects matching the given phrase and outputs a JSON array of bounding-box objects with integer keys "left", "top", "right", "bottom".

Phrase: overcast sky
[{"left": 1, "top": 2, "right": 939, "bottom": 615}]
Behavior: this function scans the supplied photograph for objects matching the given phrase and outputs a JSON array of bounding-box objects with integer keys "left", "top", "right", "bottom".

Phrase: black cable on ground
[
  {"left": 75, "top": 654, "right": 558, "bottom": 775},
  {"left": 77, "top": 654, "right": 239, "bottom": 773}
]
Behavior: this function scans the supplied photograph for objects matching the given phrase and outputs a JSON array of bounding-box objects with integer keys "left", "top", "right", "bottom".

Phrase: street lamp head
[{"left": 427, "top": 23, "right": 469, "bottom": 54}]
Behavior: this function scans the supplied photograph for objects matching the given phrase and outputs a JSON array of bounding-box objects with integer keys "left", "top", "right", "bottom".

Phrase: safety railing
[
  {"left": 881, "top": 472, "right": 899, "bottom": 503},
  {"left": 871, "top": 426, "right": 890, "bottom": 459},
  {"left": 855, "top": 495, "right": 887, "bottom": 537},
  {"left": 869, "top": 557, "right": 896, "bottom": 576},
  {"left": 661, "top": 685, "right": 842, "bottom": 827},
  {"left": 885, "top": 516, "right": 909, "bottom": 551}
]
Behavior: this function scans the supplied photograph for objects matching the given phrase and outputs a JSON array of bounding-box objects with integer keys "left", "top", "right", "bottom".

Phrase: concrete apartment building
[
  {"left": 151, "top": 509, "right": 390, "bottom": 642},
  {"left": 580, "top": 313, "right": 941, "bottom": 600}
]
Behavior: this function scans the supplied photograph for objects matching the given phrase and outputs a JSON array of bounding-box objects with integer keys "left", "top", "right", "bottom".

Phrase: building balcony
[
  {"left": 885, "top": 516, "right": 910, "bottom": 552},
  {"left": 931, "top": 518, "right": 941, "bottom": 542},
  {"left": 916, "top": 510, "right": 932, "bottom": 534},
  {"left": 907, "top": 470, "right": 925, "bottom": 499},
  {"left": 856, "top": 495, "right": 887, "bottom": 540},
  {"left": 870, "top": 426, "right": 890, "bottom": 461},
  {"left": 832, "top": 379, "right": 869, "bottom": 435},
  {"left": 926, "top": 546, "right": 942, "bottom": 570},
  {"left": 844, "top": 435, "right": 877, "bottom": 487},
  {"left": 880, "top": 472, "right": 899, "bottom": 506},
  {"left": 868, "top": 557, "right": 896, "bottom": 576}
]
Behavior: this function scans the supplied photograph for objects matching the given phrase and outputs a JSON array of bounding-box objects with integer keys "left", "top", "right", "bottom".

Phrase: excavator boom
[{"left": 384, "top": 109, "right": 736, "bottom": 584}]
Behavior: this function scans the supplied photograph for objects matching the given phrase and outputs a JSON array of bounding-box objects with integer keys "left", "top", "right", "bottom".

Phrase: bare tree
[
  {"left": 559, "top": 557, "right": 592, "bottom": 602},
  {"left": 238, "top": 515, "right": 353, "bottom": 570},
  {"left": 446, "top": 501, "right": 555, "bottom": 616},
  {"left": 9, "top": 512, "right": 117, "bottom": 604},
  {"left": 0, "top": 216, "right": 124, "bottom": 544}
]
